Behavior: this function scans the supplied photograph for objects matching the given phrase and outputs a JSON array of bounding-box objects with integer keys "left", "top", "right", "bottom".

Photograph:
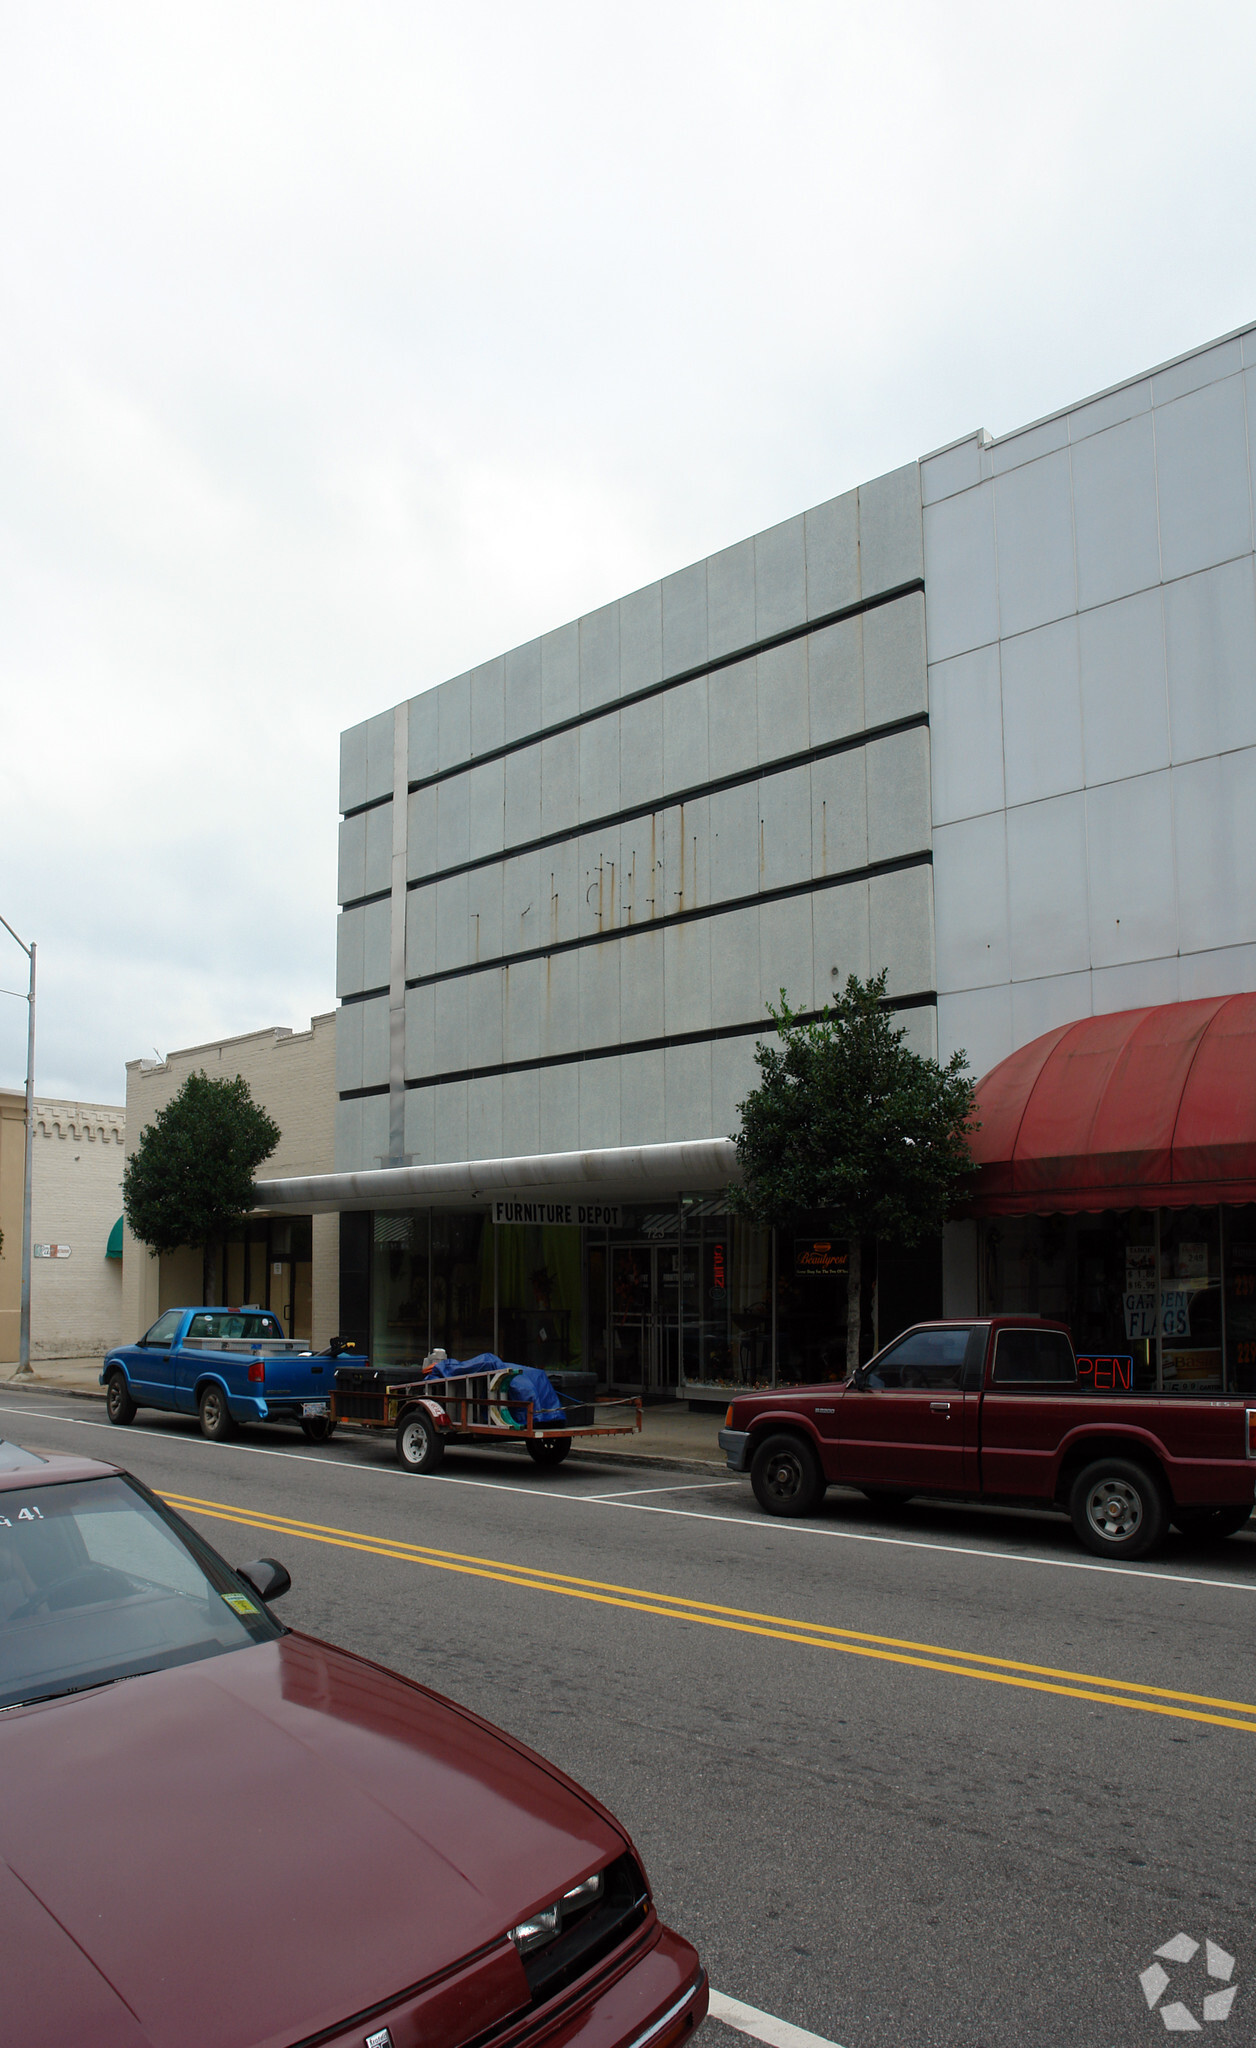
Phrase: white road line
[
  {"left": 3, "top": 1400, "right": 1255, "bottom": 1595},
  {"left": 581, "top": 1480, "right": 742, "bottom": 1500},
  {"left": 708, "top": 1989, "right": 847, "bottom": 2048}
]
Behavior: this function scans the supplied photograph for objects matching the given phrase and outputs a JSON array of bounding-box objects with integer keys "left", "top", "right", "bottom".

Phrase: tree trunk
[
  {"left": 202, "top": 1240, "right": 216, "bottom": 1306},
  {"left": 845, "top": 1239, "right": 861, "bottom": 1377},
  {"left": 860, "top": 1235, "right": 878, "bottom": 1365}
]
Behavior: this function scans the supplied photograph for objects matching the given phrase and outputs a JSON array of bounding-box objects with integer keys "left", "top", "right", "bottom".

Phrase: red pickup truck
[{"left": 718, "top": 1318, "right": 1256, "bottom": 1559}]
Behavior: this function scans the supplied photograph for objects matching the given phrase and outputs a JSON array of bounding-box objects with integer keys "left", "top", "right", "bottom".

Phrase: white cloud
[{"left": 1, "top": 0, "right": 1254, "bottom": 1099}]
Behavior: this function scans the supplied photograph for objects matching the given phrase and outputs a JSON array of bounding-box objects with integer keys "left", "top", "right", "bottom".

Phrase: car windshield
[{"left": 0, "top": 1475, "right": 283, "bottom": 1711}]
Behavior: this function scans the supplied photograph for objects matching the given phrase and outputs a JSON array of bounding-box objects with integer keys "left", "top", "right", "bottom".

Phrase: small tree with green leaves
[
  {"left": 729, "top": 972, "right": 978, "bottom": 1373},
  {"left": 123, "top": 1072, "right": 280, "bottom": 1304}
]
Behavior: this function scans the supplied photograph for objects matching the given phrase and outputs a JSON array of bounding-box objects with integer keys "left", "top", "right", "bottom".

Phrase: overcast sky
[{"left": 2, "top": 0, "right": 1254, "bottom": 1106}]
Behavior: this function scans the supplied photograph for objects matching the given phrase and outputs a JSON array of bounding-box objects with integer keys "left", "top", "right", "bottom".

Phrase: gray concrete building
[{"left": 260, "top": 318, "right": 1256, "bottom": 1397}]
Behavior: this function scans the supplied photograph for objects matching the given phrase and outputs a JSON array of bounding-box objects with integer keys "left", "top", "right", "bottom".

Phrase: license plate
[{"left": 302, "top": 1400, "right": 328, "bottom": 1417}]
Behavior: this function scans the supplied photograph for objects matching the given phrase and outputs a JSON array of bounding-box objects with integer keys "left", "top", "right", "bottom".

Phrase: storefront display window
[
  {"left": 978, "top": 1205, "right": 1256, "bottom": 1392},
  {"left": 1159, "top": 1208, "right": 1222, "bottom": 1391},
  {"left": 1223, "top": 1208, "right": 1256, "bottom": 1392},
  {"left": 497, "top": 1223, "right": 583, "bottom": 1370},
  {"left": 371, "top": 1210, "right": 430, "bottom": 1366},
  {"left": 774, "top": 1229, "right": 849, "bottom": 1384}
]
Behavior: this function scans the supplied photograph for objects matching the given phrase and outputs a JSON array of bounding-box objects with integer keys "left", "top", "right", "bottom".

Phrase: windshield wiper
[{"left": 2, "top": 1670, "right": 159, "bottom": 1713}]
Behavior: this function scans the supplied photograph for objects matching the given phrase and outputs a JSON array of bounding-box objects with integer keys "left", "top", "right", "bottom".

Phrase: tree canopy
[
  {"left": 123, "top": 1072, "right": 280, "bottom": 1279},
  {"left": 729, "top": 973, "right": 978, "bottom": 1367}
]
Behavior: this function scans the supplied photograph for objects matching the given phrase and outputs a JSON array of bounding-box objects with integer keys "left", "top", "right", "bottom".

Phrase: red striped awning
[{"left": 968, "top": 994, "right": 1256, "bottom": 1214}]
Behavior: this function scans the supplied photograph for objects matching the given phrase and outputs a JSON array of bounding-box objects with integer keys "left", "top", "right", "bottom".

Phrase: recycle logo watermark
[{"left": 1140, "top": 1933, "right": 1237, "bottom": 2031}]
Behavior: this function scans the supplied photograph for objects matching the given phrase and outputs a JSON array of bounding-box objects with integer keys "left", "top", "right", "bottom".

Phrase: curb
[
  {"left": 0, "top": 1380, "right": 730, "bottom": 1475},
  {"left": 3, "top": 1379, "right": 106, "bottom": 1404}
]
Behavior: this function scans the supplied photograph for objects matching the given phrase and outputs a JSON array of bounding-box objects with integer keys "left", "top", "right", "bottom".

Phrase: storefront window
[
  {"left": 1160, "top": 1208, "right": 1223, "bottom": 1392},
  {"left": 774, "top": 1225, "right": 849, "bottom": 1385},
  {"left": 977, "top": 1206, "right": 1256, "bottom": 1392},
  {"left": 371, "top": 1210, "right": 430, "bottom": 1366},
  {"left": 497, "top": 1223, "right": 583, "bottom": 1370},
  {"left": 1223, "top": 1207, "right": 1256, "bottom": 1392},
  {"left": 980, "top": 1212, "right": 1157, "bottom": 1389},
  {"left": 429, "top": 1212, "right": 494, "bottom": 1360}
]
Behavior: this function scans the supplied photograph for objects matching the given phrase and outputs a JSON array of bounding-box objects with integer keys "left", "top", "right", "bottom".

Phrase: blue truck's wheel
[
  {"left": 397, "top": 1410, "right": 444, "bottom": 1472},
  {"left": 750, "top": 1432, "right": 825, "bottom": 1516},
  {"left": 198, "top": 1384, "right": 235, "bottom": 1442},
  {"left": 105, "top": 1372, "right": 137, "bottom": 1425}
]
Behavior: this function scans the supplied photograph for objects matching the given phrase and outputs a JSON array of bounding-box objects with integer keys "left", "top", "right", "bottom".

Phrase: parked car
[
  {"left": 101, "top": 1307, "right": 342, "bottom": 1441},
  {"left": 718, "top": 1317, "right": 1256, "bottom": 1558},
  {"left": 0, "top": 1439, "right": 708, "bottom": 2048}
]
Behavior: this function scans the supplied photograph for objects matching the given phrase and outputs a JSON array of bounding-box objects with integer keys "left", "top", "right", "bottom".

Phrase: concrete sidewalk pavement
[{"left": 1, "top": 1356, "right": 732, "bottom": 1471}]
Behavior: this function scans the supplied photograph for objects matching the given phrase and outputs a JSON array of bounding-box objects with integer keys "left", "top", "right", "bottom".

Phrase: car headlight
[{"left": 509, "top": 1871, "right": 603, "bottom": 1954}]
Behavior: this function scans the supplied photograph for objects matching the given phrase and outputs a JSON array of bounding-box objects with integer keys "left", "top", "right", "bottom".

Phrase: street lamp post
[{"left": 0, "top": 915, "right": 35, "bottom": 1377}]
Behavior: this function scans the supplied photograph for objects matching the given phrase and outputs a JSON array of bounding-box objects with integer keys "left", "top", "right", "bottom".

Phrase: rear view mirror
[{"left": 235, "top": 1557, "right": 292, "bottom": 1603}]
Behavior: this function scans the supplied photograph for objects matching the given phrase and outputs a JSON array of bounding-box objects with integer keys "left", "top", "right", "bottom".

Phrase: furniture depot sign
[{"left": 492, "top": 1199, "right": 622, "bottom": 1228}]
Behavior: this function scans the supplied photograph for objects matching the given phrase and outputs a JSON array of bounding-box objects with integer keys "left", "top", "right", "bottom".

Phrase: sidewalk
[{"left": 1, "top": 1358, "right": 730, "bottom": 1472}]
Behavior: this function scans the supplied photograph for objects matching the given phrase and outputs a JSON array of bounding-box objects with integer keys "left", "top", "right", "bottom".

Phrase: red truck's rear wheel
[
  {"left": 1171, "top": 1505, "right": 1252, "bottom": 1541},
  {"left": 750, "top": 1433, "right": 826, "bottom": 1516},
  {"left": 1070, "top": 1458, "right": 1166, "bottom": 1559}
]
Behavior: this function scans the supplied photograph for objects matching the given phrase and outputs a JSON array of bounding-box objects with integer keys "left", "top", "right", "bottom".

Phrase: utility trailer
[{"left": 330, "top": 1366, "right": 643, "bottom": 1472}]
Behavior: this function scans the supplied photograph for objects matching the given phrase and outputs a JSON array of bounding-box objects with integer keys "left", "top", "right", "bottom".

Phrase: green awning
[{"left": 106, "top": 1216, "right": 124, "bottom": 1261}]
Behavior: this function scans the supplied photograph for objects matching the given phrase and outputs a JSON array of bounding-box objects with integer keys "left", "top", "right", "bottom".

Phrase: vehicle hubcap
[
  {"left": 403, "top": 1423, "right": 427, "bottom": 1460},
  {"left": 1086, "top": 1478, "right": 1142, "bottom": 1540},
  {"left": 768, "top": 1455, "right": 801, "bottom": 1500}
]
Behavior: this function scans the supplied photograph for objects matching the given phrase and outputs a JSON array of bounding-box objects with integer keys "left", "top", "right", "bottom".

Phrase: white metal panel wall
[{"left": 927, "top": 322, "right": 1256, "bottom": 1082}]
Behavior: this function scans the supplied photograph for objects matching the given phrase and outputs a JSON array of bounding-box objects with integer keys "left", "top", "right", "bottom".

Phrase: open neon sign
[{"left": 1076, "top": 1354, "right": 1134, "bottom": 1391}]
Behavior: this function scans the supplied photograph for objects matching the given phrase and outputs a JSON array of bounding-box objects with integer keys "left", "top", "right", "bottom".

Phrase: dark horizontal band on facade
[
  {"left": 403, "top": 847, "right": 933, "bottom": 992},
  {"left": 335, "top": 989, "right": 939, "bottom": 1100},
  {"left": 338, "top": 709, "right": 929, "bottom": 913},
  {"left": 339, "top": 576, "right": 925, "bottom": 821},
  {"left": 339, "top": 847, "right": 932, "bottom": 1006}
]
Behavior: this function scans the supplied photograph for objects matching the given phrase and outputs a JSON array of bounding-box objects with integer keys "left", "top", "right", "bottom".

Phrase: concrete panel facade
[
  {"left": 926, "top": 320, "right": 1256, "bottom": 1079},
  {"left": 338, "top": 467, "right": 935, "bottom": 1170}
]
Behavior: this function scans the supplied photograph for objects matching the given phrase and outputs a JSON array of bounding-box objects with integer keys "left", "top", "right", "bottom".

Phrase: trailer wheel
[
  {"left": 750, "top": 1432, "right": 826, "bottom": 1517},
  {"left": 300, "top": 1416, "right": 337, "bottom": 1444},
  {"left": 1069, "top": 1457, "right": 1166, "bottom": 1558},
  {"left": 397, "top": 1410, "right": 444, "bottom": 1473},
  {"left": 525, "top": 1435, "right": 572, "bottom": 1468},
  {"left": 1171, "top": 1505, "right": 1252, "bottom": 1541},
  {"left": 198, "top": 1384, "right": 235, "bottom": 1442},
  {"left": 105, "top": 1372, "right": 137, "bottom": 1425}
]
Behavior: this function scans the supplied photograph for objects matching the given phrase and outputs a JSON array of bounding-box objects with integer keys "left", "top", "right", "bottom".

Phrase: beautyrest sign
[{"left": 492, "top": 1199, "right": 622, "bottom": 1228}]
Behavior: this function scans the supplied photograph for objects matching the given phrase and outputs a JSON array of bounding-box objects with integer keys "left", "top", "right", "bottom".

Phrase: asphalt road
[{"left": 4, "top": 1388, "right": 1256, "bottom": 2048}]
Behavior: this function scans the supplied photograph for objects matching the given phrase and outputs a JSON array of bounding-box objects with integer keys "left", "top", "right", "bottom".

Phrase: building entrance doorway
[{"left": 607, "top": 1243, "right": 694, "bottom": 1395}]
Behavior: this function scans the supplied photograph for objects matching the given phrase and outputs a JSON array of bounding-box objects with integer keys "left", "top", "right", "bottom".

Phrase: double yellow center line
[{"left": 164, "top": 1490, "right": 1256, "bottom": 1736}]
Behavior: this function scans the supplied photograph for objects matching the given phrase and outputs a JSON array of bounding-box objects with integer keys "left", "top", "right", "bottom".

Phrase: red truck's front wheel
[
  {"left": 1070, "top": 1458, "right": 1166, "bottom": 1559},
  {"left": 750, "top": 1433, "right": 826, "bottom": 1516}
]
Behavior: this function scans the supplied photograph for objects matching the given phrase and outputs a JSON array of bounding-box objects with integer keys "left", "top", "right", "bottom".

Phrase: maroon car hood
[{"left": 0, "top": 1634, "right": 624, "bottom": 2048}]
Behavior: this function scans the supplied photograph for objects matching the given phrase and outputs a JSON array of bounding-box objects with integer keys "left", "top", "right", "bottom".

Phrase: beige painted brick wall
[
  {"left": 121, "top": 1014, "right": 337, "bottom": 1344},
  {"left": 1, "top": 1092, "right": 129, "bottom": 1364},
  {"left": 29, "top": 1100, "right": 126, "bottom": 1359},
  {"left": 0, "top": 1091, "right": 25, "bottom": 1363}
]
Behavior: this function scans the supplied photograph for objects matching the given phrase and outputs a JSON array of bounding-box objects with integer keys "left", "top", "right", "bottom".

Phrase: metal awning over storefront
[
  {"left": 969, "top": 994, "right": 1256, "bottom": 1214},
  {"left": 251, "top": 1136, "right": 741, "bottom": 1216}
]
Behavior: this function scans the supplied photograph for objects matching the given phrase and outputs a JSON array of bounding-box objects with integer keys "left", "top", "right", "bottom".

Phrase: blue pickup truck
[{"left": 100, "top": 1308, "right": 340, "bottom": 1443}]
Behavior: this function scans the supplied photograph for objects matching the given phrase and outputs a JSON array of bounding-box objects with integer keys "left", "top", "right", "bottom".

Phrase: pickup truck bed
[
  {"left": 101, "top": 1308, "right": 339, "bottom": 1442},
  {"left": 719, "top": 1317, "right": 1256, "bottom": 1558}
]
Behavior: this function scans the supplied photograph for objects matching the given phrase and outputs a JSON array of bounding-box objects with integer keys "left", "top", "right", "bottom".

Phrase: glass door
[{"left": 608, "top": 1245, "right": 684, "bottom": 1394}]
